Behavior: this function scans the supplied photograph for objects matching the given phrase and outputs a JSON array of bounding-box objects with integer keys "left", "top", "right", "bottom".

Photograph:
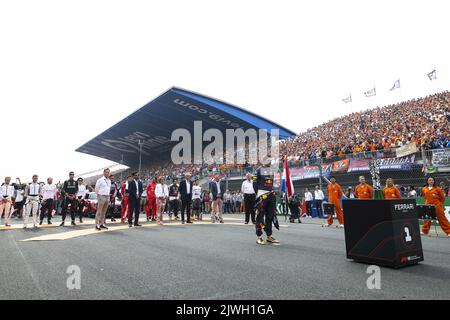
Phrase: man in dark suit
[
  {"left": 210, "top": 175, "right": 226, "bottom": 223},
  {"left": 179, "top": 172, "right": 193, "bottom": 224},
  {"left": 126, "top": 172, "right": 144, "bottom": 227}
]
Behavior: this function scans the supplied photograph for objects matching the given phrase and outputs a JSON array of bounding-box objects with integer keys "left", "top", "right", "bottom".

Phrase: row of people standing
[{"left": 297, "top": 175, "right": 449, "bottom": 236}]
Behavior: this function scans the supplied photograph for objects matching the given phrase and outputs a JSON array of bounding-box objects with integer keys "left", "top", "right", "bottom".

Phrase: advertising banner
[
  {"left": 395, "top": 143, "right": 418, "bottom": 158},
  {"left": 348, "top": 155, "right": 416, "bottom": 172}
]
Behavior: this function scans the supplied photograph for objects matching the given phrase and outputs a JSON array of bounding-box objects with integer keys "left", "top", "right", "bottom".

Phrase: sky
[{"left": 1, "top": 0, "right": 449, "bottom": 183}]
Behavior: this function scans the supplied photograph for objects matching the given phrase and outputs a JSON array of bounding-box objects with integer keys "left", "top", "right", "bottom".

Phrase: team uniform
[
  {"left": 61, "top": 179, "right": 79, "bottom": 225},
  {"left": 108, "top": 181, "right": 119, "bottom": 221},
  {"left": 326, "top": 182, "right": 344, "bottom": 226},
  {"left": 168, "top": 183, "right": 180, "bottom": 219},
  {"left": 355, "top": 183, "right": 373, "bottom": 199},
  {"left": 40, "top": 183, "right": 57, "bottom": 224},
  {"left": 383, "top": 186, "right": 401, "bottom": 199},
  {"left": 1, "top": 183, "right": 16, "bottom": 226},
  {"left": 120, "top": 182, "right": 129, "bottom": 222},
  {"left": 24, "top": 182, "right": 41, "bottom": 228},
  {"left": 146, "top": 181, "right": 157, "bottom": 221},
  {"left": 254, "top": 167, "right": 280, "bottom": 245},
  {"left": 421, "top": 186, "right": 450, "bottom": 236}
]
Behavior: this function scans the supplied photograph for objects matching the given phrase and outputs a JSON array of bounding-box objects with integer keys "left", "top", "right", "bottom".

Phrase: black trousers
[
  {"left": 255, "top": 193, "right": 276, "bottom": 237},
  {"left": 181, "top": 199, "right": 191, "bottom": 222},
  {"left": 169, "top": 199, "right": 179, "bottom": 217},
  {"left": 244, "top": 194, "right": 256, "bottom": 223},
  {"left": 128, "top": 197, "right": 140, "bottom": 225},
  {"left": 305, "top": 201, "right": 312, "bottom": 216},
  {"left": 61, "top": 197, "right": 77, "bottom": 222},
  {"left": 40, "top": 199, "right": 53, "bottom": 222},
  {"left": 315, "top": 200, "right": 323, "bottom": 218}
]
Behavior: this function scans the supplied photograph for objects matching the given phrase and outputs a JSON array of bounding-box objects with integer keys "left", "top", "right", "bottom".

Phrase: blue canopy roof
[{"left": 76, "top": 87, "right": 296, "bottom": 166}]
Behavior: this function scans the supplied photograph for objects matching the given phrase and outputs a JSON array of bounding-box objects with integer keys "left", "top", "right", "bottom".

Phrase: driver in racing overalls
[{"left": 254, "top": 166, "right": 280, "bottom": 245}]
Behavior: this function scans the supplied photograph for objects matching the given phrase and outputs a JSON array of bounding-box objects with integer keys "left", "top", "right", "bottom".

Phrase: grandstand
[{"left": 78, "top": 90, "right": 450, "bottom": 196}]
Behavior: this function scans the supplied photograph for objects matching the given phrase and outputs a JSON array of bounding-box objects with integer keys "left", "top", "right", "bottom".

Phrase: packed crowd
[{"left": 279, "top": 91, "right": 450, "bottom": 161}]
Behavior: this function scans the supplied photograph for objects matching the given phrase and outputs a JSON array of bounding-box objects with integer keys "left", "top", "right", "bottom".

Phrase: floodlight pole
[{"left": 138, "top": 140, "right": 144, "bottom": 178}]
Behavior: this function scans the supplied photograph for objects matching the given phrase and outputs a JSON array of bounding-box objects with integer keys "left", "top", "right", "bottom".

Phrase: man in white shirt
[
  {"left": 1, "top": 177, "right": 16, "bottom": 227},
  {"left": 14, "top": 183, "right": 26, "bottom": 219},
  {"left": 314, "top": 186, "right": 325, "bottom": 219},
  {"left": 24, "top": 175, "right": 41, "bottom": 228},
  {"left": 241, "top": 173, "right": 256, "bottom": 224},
  {"left": 76, "top": 178, "right": 87, "bottom": 223},
  {"left": 155, "top": 176, "right": 169, "bottom": 225},
  {"left": 304, "top": 188, "right": 313, "bottom": 218},
  {"left": 94, "top": 168, "right": 111, "bottom": 231},
  {"left": 191, "top": 180, "right": 203, "bottom": 220},
  {"left": 40, "top": 177, "right": 57, "bottom": 225}
]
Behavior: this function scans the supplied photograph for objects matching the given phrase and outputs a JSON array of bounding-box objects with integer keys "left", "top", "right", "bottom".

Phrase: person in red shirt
[
  {"left": 324, "top": 177, "right": 344, "bottom": 228},
  {"left": 120, "top": 176, "right": 132, "bottom": 223},
  {"left": 354, "top": 176, "right": 373, "bottom": 199},
  {"left": 146, "top": 177, "right": 157, "bottom": 222},
  {"left": 383, "top": 178, "right": 401, "bottom": 199},
  {"left": 421, "top": 177, "right": 450, "bottom": 236}
]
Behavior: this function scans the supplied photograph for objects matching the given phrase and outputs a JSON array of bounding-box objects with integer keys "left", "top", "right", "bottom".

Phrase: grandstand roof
[{"left": 76, "top": 87, "right": 296, "bottom": 166}]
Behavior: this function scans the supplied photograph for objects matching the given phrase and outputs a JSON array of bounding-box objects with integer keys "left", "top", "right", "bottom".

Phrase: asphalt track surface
[{"left": 1, "top": 214, "right": 449, "bottom": 300}]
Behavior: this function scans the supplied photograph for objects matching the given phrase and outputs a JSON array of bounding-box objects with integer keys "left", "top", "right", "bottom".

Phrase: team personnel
[
  {"left": 94, "top": 168, "right": 111, "bottom": 231},
  {"left": 254, "top": 166, "right": 280, "bottom": 245},
  {"left": 126, "top": 172, "right": 143, "bottom": 227},
  {"left": 40, "top": 177, "right": 57, "bottom": 225},
  {"left": 355, "top": 176, "right": 373, "bottom": 199},
  {"left": 179, "top": 172, "right": 193, "bottom": 224},
  {"left": 1, "top": 177, "right": 16, "bottom": 227},
  {"left": 60, "top": 172, "right": 79, "bottom": 226},
  {"left": 14, "top": 183, "right": 26, "bottom": 219},
  {"left": 324, "top": 177, "right": 344, "bottom": 228},
  {"left": 314, "top": 186, "right": 325, "bottom": 219},
  {"left": 383, "top": 178, "right": 401, "bottom": 199},
  {"left": 210, "top": 175, "right": 225, "bottom": 224},
  {"left": 304, "top": 188, "right": 313, "bottom": 217},
  {"left": 168, "top": 177, "right": 180, "bottom": 220},
  {"left": 120, "top": 176, "right": 132, "bottom": 223},
  {"left": 76, "top": 178, "right": 87, "bottom": 223},
  {"left": 146, "top": 177, "right": 157, "bottom": 222},
  {"left": 108, "top": 174, "right": 119, "bottom": 222},
  {"left": 421, "top": 177, "right": 450, "bottom": 236},
  {"left": 155, "top": 176, "right": 169, "bottom": 225},
  {"left": 191, "top": 180, "right": 202, "bottom": 221},
  {"left": 23, "top": 175, "right": 41, "bottom": 229},
  {"left": 241, "top": 173, "right": 256, "bottom": 224}
]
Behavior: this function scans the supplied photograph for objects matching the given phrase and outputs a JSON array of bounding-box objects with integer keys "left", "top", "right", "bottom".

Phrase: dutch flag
[{"left": 280, "top": 158, "right": 294, "bottom": 198}]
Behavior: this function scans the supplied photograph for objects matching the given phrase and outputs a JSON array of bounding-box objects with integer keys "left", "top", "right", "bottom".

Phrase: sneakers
[
  {"left": 266, "top": 236, "right": 280, "bottom": 244},
  {"left": 256, "top": 237, "right": 266, "bottom": 245},
  {"left": 71, "top": 221, "right": 76, "bottom": 226},
  {"left": 338, "top": 224, "right": 344, "bottom": 229},
  {"left": 59, "top": 222, "right": 65, "bottom": 227},
  {"left": 322, "top": 223, "right": 331, "bottom": 227}
]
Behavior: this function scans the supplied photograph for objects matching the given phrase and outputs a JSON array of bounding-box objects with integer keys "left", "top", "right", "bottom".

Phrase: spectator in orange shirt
[
  {"left": 421, "top": 177, "right": 450, "bottom": 236},
  {"left": 383, "top": 178, "right": 401, "bottom": 199},
  {"left": 355, "top": 176, "right": 373, "bottom": 199}
]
